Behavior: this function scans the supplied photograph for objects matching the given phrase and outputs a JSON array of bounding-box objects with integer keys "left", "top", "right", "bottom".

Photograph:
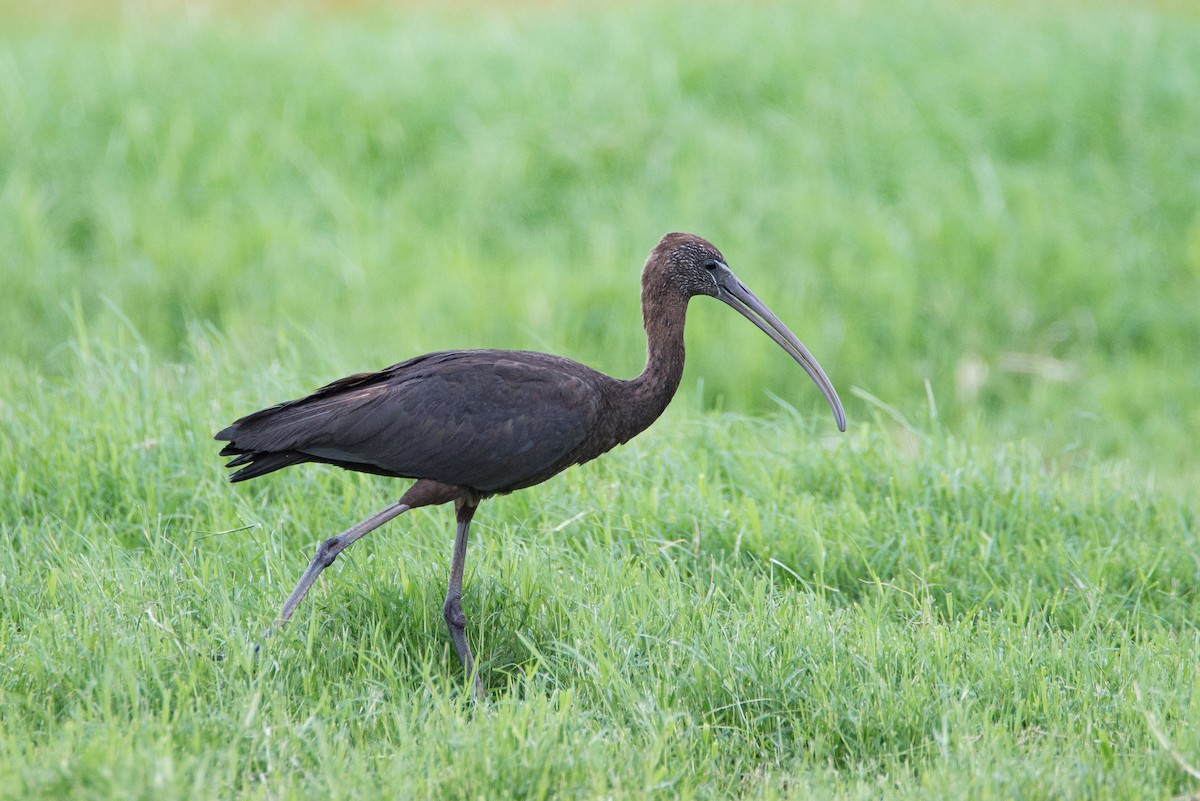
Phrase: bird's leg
[
  {"left": 264, "top": 499, "right": 412, "bottom": 641},
  {"left": 444, "top": 499, "right": 485, "bottom": 699}
]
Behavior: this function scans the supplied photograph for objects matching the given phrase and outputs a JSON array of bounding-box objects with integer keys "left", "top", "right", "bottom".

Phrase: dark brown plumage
[{"left": 216, "top": 233, "right": 845, "bottom": 696}]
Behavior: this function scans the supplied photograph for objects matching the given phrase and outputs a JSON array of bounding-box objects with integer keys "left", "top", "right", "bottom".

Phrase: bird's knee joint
[
  {"left": 443, "top": 597, "right": 467, "bottom": 630},
  {"left": 314, "top": 536, "right": 341, "bottom": 567}
]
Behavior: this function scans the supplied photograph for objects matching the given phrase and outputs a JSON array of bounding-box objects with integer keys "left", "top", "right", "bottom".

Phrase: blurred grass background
[
  {"left": 4, "top": 0, "right": 1198, "bottom": 482},
  {"left": 3, "top": 3, "right": 1200, "bottom": 798}
]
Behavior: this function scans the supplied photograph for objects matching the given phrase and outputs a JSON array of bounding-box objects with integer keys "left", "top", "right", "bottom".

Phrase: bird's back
[{"left": 216, "top": 350, "right": 611, "bottom": 494}]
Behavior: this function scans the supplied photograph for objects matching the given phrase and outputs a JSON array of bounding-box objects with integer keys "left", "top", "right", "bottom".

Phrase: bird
[{"left": 216, "top": 232, "right": 846, "bottom": 697}]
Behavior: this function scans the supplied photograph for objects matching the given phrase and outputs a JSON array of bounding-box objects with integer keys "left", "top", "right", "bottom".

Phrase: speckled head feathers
[{"left": 643, "top": 233, "right": 728, "bottom": 299}]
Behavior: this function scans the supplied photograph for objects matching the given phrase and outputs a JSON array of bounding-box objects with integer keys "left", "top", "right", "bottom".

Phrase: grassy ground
[{"left": 2, "top": 1, "right": 1199, "bottom": 798}]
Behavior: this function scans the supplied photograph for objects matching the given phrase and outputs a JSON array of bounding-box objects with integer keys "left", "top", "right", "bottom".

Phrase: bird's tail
[
  {"left": 216, "top": 443, "right": 311, "bottom": 482},
  {"left": 214, "top": 365, "right": 405, "bottom": 483}
]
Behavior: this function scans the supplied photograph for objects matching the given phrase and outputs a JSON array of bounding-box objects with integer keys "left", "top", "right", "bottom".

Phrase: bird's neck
[{"left": 613, "top": 285, "right": 688, "bottom": 439}]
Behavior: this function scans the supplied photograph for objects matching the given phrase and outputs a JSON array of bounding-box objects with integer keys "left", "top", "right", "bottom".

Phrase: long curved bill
[{"left": 716, "top": 270, "right": 847, "bottom": 432}]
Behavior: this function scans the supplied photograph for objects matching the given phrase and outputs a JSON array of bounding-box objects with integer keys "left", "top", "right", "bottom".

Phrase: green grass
[{"left": 2, "top": 1, "right": 1199, "bottom": 798}]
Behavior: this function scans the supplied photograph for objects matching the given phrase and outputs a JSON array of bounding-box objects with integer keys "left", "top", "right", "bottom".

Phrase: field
[{"left": 2, "top": 1, "right": 1199, "bottom": 798}]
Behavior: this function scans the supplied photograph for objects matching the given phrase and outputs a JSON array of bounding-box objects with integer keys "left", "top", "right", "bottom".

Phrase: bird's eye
[{"left": 703, "top": 259, "right": 720, "bottom": 271}]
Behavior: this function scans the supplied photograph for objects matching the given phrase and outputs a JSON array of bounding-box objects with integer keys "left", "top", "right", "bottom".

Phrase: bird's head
[{"left": 646, "top": 232, "right": 847, "bottom": 432}]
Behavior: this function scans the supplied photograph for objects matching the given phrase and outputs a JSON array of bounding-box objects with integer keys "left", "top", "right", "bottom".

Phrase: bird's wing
[{"left": 216, "top": 351, "right": 601, "bottom": 492}]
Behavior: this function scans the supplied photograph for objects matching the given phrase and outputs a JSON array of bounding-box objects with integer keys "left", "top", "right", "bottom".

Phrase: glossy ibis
[{"left": 216, "top": 233, "right": 845, "bottom": 696}]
